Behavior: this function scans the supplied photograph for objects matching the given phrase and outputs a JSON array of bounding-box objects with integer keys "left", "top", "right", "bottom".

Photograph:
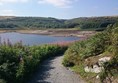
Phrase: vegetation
[
  {"left": 65, "top": 16, "right": 118, "bottom": 30},
  {"left": 0, "top": 42, "right": 67, "bottom": 83},
  {"left": 0, "top": 16, "right": 118, "bottom": 83},
  {"left": 0, "top": 16, "right": 118, "bottom": 30},
  {"left": 62, "top": 24, "right": 118, "bottom": 83}
]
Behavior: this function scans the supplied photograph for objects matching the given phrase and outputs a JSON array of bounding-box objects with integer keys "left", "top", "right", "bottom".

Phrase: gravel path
[{"left": 28, "top": 56, "right": 85, "bottom": 83}]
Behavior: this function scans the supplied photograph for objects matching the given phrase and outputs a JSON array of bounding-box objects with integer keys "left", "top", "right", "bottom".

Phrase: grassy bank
[
  {"left": 0, "top": 42, "right": 67, "bottom": 83},
  {"left": 62, "top": 24, "right": 118, "bottom": 83}
]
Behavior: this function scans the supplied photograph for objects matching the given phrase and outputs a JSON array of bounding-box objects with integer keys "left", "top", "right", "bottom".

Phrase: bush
[
  {"left": 0, "top": 44, "right": 67, "bottom": 83},
  {"left": 63, "top": 32, "right": 109, "bottom": 66},
  {"left": 63, "top": 26, "right": 118, "bottom": 82}
]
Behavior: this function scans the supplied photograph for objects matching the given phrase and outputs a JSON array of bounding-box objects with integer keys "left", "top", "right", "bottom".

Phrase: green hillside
[
  {"left": 65, "top": 16, "right": 118, "bottom": 30},
  {"left": 62, "top": 23, "right": 118, "bottom": 83},
  {"left": 0, "top": 16, "right": 118, "bottom": 30}
]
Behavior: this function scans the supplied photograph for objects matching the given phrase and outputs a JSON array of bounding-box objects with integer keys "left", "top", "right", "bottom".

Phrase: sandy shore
[
  {"left": 0, "top": 30, "right": 8, "bottom": 33},
  {"left": 0, "top": 29, "right": 96, "bottom": 38},
  {"left": 16, "top": 29, "right": 96, "bottom": 38}
]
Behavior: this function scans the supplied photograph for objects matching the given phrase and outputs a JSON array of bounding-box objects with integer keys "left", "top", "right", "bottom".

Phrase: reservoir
[{"left": 0, "top": 32, "right": 79, "bottom": 45}]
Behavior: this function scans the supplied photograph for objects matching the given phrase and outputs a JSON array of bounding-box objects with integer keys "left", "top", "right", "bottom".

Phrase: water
[{"left": 0, "top": 32, "right": 79, "bottom": 45}]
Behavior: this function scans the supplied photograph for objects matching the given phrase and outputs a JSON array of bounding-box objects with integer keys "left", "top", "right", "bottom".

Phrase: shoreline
[{"left": 0, "top": 29, "right": 97, "bottom": 38}]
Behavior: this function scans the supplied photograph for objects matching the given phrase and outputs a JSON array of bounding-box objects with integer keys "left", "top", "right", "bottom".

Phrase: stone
[
  {"left": 84, "top": 57, "right": 111, "bottom": 73},
  {"left": 84, "top": 66, "right": 92, "bottom": 72},
  {"left": 93, "top": 65, "right": 103, "bottom": 73},
  {"left": 84, "top": 65, "right": 104, "bottom": 73},
  {"left": 98, "top": 57, "right": 111, "bottom": 66},
  {"left": 96, "top": 75, "right": 100, "bottom": 79}
]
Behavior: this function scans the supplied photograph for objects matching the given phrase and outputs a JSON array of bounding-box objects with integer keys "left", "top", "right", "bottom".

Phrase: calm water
[{"left": 0, "top": 32, "right": 79, "bottom": 45}]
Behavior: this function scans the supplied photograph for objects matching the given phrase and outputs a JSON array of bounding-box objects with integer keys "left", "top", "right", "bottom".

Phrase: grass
[{"left": 70, "top": 64, "right": 99, "bottom": 83}]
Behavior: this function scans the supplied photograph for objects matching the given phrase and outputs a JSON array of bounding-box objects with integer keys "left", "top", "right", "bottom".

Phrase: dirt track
[{"left": 28, "top": 56, "right": 85, "bottom": 83}]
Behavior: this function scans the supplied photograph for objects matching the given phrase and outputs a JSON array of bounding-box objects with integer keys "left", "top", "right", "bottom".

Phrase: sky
[{"left": 0, "top": 0, "right": 118, "bottom": 19}]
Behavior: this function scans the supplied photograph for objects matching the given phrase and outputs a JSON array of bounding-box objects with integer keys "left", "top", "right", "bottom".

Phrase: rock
[
  {"left": 84, "top": 57, "right": 111, "bottom": 73},
  {"left": 98, "top": 57, "right": 111, "bottom": 66},
  {"left": 96, "top": 75, "right": 100, "bottom": 79},
  {"left": 93, "top": 65, "right": 103, "bottom": 73},
  {"left": 84, "top": 66, "right": 92, "bottom": 72},
  {"left": 84, "top": 65, "right": 103, "bottom": 73},
  {"left": 99, "top": 57, "right": 111, "bottom": 62}
]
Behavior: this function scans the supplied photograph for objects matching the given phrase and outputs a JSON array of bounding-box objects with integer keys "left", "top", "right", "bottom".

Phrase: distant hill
[
  {"left": 0, "top": 16, "right": 118, "bottom": 30},
  {"left": 0, "top": 17, "right": 66, "bottom": 29},
  {"left": 0, "top": 16, "right": 15, "bottom": 20},
  {"left": 65, "top": 16, "right": 118, "bottom": 30}
]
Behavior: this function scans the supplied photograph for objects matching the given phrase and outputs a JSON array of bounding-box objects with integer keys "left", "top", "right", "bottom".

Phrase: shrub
[
  {"left": 63, "top": 32, "right": 109, "bottom": 66},
  {"left": 63, "top": 26, "right": 118, "bottom": 82},
  {"left": 0, "top": 44, "right": 67, "bottom": 83}
]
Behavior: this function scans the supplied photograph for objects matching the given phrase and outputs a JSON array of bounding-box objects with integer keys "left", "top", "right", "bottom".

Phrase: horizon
[
  {"left": 0, "top": 0, "right": 118, "bottom": 19},
  {"left": 0, "top": 15, "right": 118, "bottom": 20}
]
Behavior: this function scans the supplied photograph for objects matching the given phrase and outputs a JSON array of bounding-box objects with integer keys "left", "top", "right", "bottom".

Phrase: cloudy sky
[{"left": 0, "top": 0, "right": 118, "bottom": 19}]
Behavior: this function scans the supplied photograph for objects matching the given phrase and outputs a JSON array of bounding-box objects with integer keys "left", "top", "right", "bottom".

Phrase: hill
[
  {"left": 0, "top": 16, "right": 118, "bottom": 30},
  {"left": 65, "top": 16, "right": 118, "bottom": 30}
]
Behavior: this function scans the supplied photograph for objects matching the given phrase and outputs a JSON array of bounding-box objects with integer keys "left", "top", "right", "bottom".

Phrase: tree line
[{"left": 0, "top": 16, "right": 118, "bottom": 30}]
